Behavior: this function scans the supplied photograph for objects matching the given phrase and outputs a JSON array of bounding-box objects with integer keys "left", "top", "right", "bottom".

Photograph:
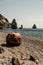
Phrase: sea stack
[
  {"left": 6, "top": 32, "right": 22, "bottom": 46},
  {"left": 32, "top": 24, "right": 37, "bottom": 29},
  {"left": 11, "top": 19, "right": 17, "bottom": 29},
  {"left": 19, "top": 25, "right": 23, "bottom": 29}
]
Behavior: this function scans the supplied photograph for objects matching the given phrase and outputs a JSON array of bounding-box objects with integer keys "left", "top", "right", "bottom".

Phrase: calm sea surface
[{"left": 0, "top": 28, "right": 43, "bottom": 39}]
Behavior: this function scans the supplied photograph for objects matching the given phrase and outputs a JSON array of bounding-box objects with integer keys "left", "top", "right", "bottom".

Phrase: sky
[{"left": 0, "top": 0, "right": 43, "bottom": 28}]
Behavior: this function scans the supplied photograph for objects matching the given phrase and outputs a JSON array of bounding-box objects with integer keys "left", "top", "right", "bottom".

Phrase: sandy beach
[{"left": 0, "top": 32, "right": 43, "bottom": 65}]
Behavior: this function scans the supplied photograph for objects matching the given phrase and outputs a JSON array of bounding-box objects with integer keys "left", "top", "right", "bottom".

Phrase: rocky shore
[{"left": 0, "top": 32, "right": 43, "bottom": 65}]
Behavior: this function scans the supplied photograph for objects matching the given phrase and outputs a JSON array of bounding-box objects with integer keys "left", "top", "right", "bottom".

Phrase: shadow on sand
[{"left": 0, "top": 43, "right": 19, "bottom": 48}]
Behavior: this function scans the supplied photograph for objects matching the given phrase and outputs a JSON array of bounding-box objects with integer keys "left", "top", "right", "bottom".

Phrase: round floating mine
[{"left": 6, "top": 32, "right": 22, "bottom": 46}]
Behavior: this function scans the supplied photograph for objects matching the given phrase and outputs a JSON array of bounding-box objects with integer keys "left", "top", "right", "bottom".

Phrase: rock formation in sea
[
  {"left": 32, "top": 24, "right": 37, "bottom": 29},
  {"left": 0, "top": 14, "right": 11, "bottom": 28},
  {"left": 11, "top": 18, "right": 17, "bottom": 29},
  {"left": 19, "top": 25, "right": 23, "bottom": 29}
]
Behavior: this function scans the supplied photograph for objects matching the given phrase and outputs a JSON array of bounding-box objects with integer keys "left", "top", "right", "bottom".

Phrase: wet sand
[{"left": 0, "top": 32, "right": 43, "bottom": 65}]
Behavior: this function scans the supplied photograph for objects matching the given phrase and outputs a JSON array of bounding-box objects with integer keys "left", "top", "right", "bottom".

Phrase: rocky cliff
[{"left": 0, "top": 14, "right": 11, "bottom": 28}]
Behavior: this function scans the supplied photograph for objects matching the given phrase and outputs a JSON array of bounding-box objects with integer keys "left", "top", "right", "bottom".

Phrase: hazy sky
[{"left": 0, "top": 0, "right": 43, "bottom": 28}]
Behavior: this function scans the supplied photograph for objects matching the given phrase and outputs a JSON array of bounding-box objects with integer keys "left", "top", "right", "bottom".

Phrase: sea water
[{"left": 0, "top": 28, "right": 43, "bottom": 39}]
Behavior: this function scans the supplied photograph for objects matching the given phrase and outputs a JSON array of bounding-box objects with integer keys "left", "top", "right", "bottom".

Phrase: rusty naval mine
[{"left": 6, "top": 32, "right": 22, "bottom": 46}]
